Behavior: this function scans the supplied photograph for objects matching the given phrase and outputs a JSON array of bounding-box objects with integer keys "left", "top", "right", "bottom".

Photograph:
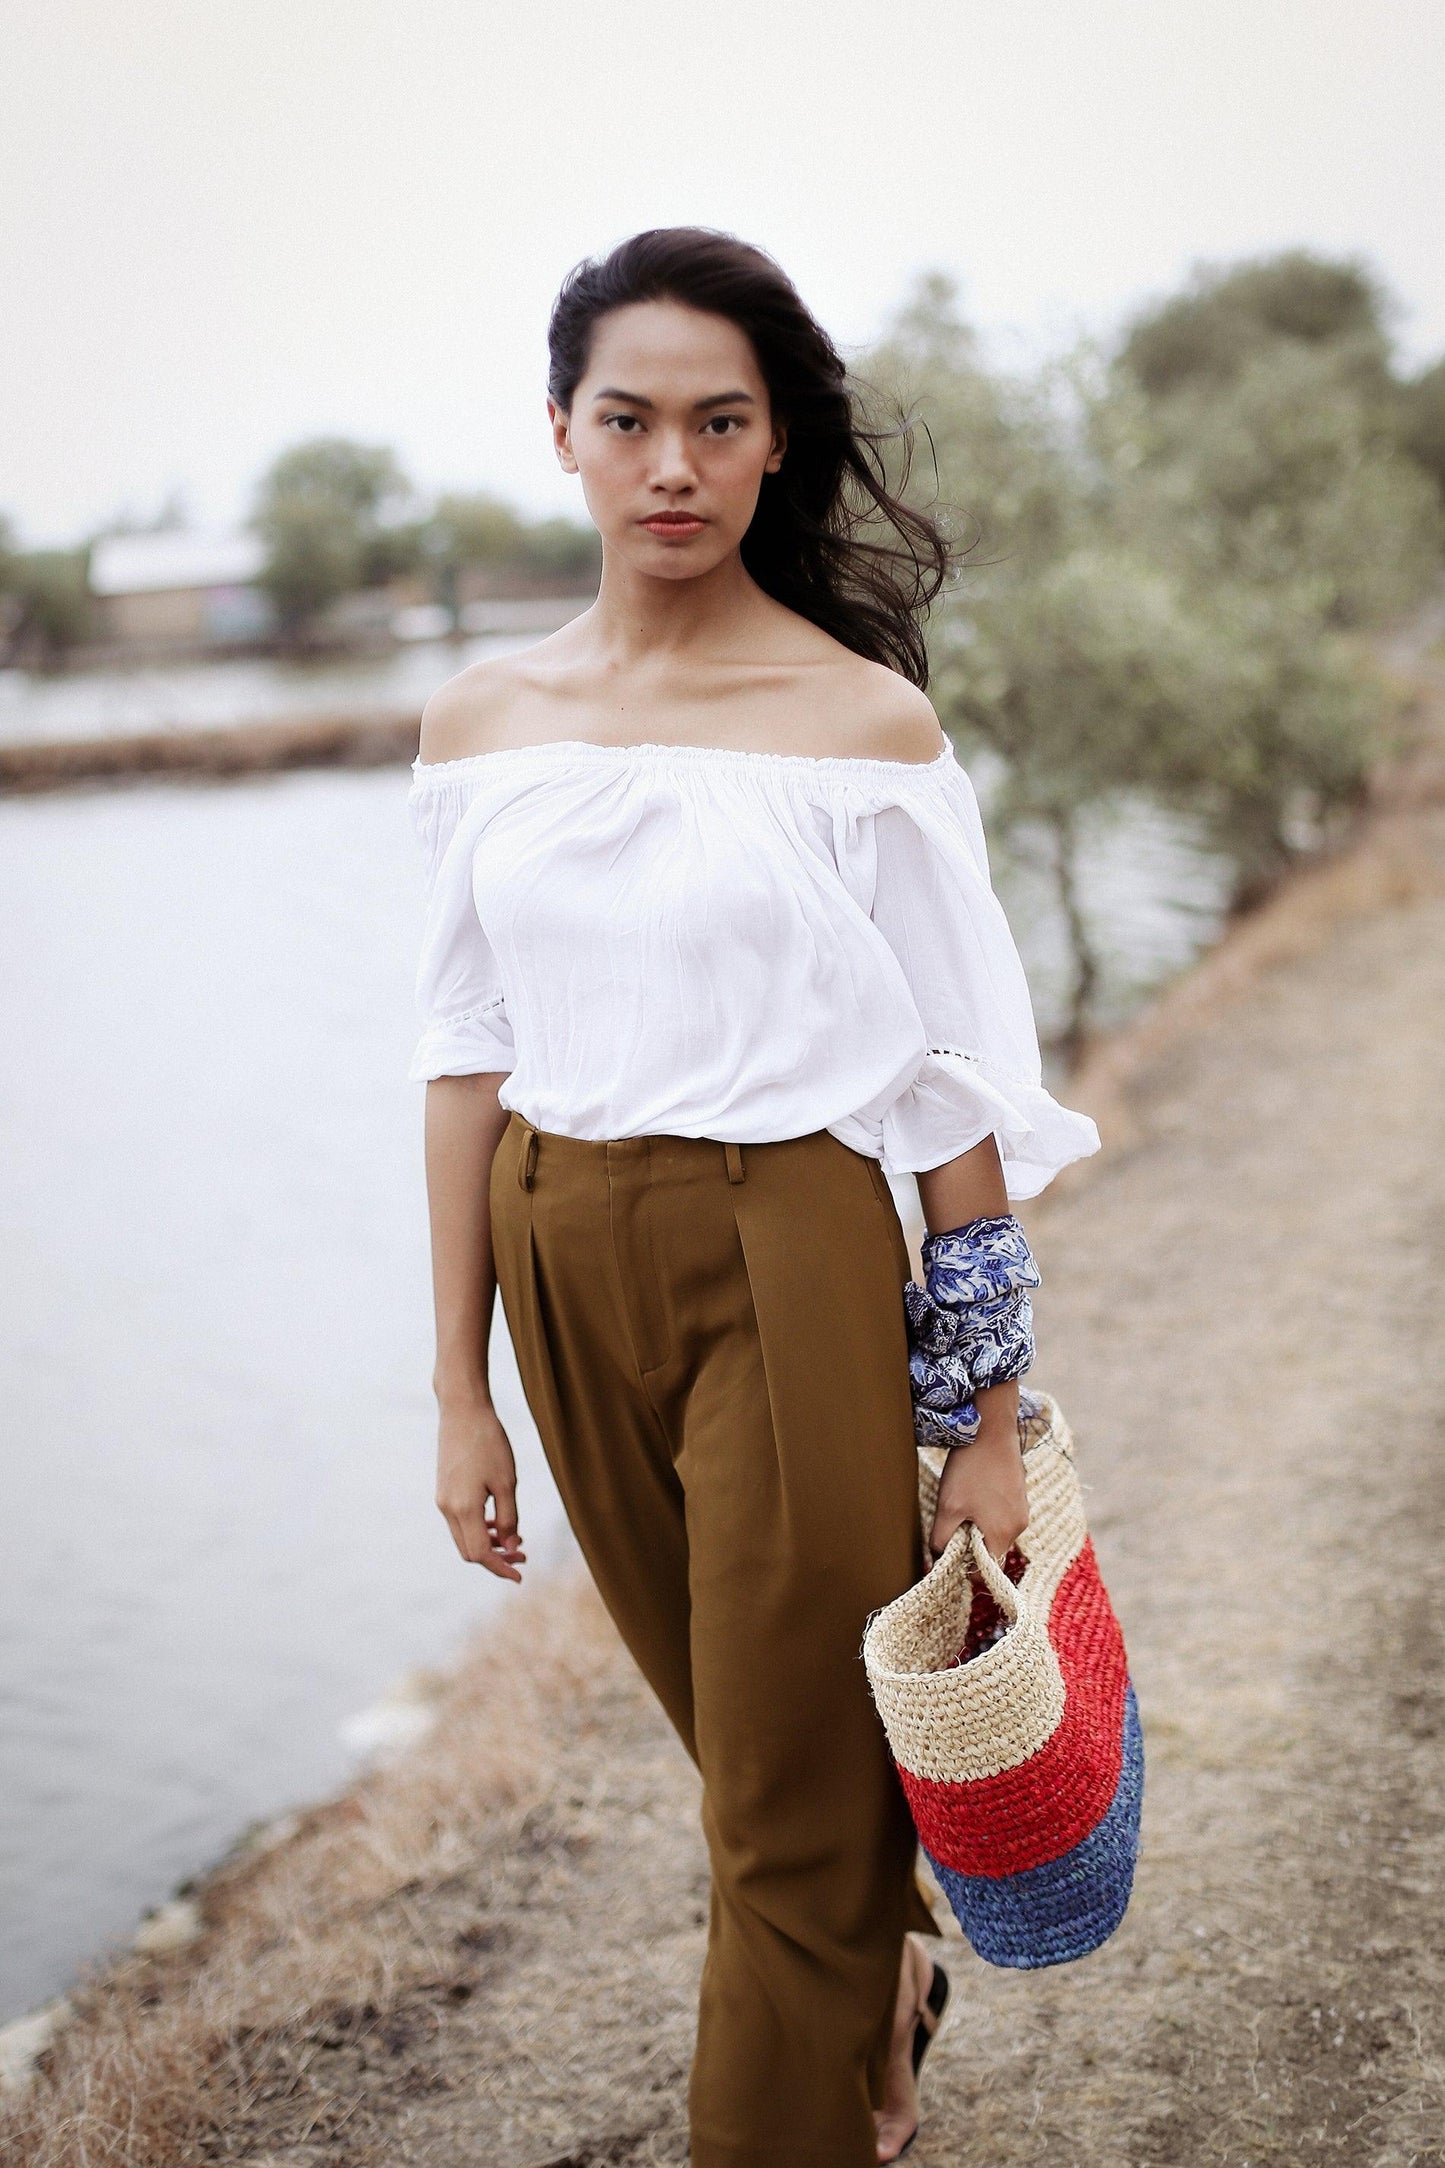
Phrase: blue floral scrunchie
[{"left": 904, "top": 1213, "right": 1041, "bottom": 1452}]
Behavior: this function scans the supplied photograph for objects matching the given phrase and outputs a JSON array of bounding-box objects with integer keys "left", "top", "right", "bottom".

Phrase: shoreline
[{"left": 0, "top": 708, "right": 424, "bottom": 795}]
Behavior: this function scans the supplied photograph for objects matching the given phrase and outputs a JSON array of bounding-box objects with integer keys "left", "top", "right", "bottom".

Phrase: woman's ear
[
  {"left": 765, "top": 420, "right": 787, "bottom": 473},
  {"left": 548, "top": 396, "right": 578, "bottom": 475}
]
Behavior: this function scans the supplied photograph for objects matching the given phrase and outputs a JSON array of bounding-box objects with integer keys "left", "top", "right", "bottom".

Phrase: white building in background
[{"left": 89, "top": 531, "right": 274, "bottom": 651}]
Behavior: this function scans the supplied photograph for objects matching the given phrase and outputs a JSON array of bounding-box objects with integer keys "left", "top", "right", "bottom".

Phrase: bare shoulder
[
  {"left": 761, "top": 604, "right": 948, "bottom": 762},
  {"left": 829, "top": 655, "right": 947, "bottom": 765},
  {"left": 417, "top": 652, "right": 527, "bottom": 764},
  {"left": 418, "top": 616, "right": 599, "bottom": 760}
]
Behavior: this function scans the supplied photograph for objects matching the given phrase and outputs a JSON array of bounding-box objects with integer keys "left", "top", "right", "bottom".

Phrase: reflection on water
[{"left": 0, "top": 756, "right": 1231, "bottom": 2022}]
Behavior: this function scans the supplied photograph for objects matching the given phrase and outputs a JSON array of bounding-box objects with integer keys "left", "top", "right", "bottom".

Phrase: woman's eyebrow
[{"left": 591, "top": 387, "right": 757, "bottom": 409}]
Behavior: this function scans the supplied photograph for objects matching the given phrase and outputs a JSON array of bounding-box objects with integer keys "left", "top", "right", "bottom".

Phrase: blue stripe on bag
[{"left": 924, "top": 1683, "right": 1145, "bottom": 1969}]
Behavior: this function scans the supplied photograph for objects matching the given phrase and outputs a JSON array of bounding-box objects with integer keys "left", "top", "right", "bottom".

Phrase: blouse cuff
[
  {"left": 880, "top": 1048, "right": 1101, "bottom": 1198},
  {"left": 407, "top": 997, "right": 516, "bottom": 1082}
]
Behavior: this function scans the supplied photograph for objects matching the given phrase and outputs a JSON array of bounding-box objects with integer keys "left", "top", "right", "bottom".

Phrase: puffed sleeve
[
  {"left": 406, "top": 766, "right": 516, "bottom": 1081},
  {"left": 865, "top": 754, "right": 1100, "bottom": 1197}
]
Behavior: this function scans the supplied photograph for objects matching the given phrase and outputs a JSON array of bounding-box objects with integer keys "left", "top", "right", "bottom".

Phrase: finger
[
  {"left": 477, "top": 1546, "right": 523, "bottom": 1583},
  {"left": 456, "top": 1504, "right": 509, "bottom": 1573},
  {"left": 469, "top": 1518, "right": 523, "bottom": 1580},
  {"left": 490, "top": 1477, "right": 519, "bottom": 1541},
  {"left": 929, "top": 1515, "right": 961, "bottom": 1558}
]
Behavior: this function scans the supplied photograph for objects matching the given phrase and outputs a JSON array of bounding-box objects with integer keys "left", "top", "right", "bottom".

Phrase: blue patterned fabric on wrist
[
  {"left": 903, "top": 1213, "right": 1040, "bottom": 1451},
  {"left": 921, "top": 1215, "right": 1041, "bottom": 1310}
]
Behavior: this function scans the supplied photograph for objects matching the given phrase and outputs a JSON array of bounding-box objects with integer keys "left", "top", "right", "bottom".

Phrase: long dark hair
[{"left": 546, "top": 226, "right": 958, "bottom": 688}]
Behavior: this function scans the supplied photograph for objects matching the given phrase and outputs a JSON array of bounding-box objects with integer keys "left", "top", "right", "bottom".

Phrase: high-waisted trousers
[{"left": 490, "top": 1111, "right": 939, "bottom": 2167}]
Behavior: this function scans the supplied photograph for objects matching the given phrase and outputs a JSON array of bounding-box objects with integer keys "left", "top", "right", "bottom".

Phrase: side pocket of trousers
[{"left": 489, "top": 1122, "right": 571, "bottom": 1459}]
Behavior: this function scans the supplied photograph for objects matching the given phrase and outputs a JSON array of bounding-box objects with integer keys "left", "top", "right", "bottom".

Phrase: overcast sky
[{"left": 3, "top": 0, "right": 1442, "bottom": 546}]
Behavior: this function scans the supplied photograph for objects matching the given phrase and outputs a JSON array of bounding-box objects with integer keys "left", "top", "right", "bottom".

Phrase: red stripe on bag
[{"left": 899, "top": 1541, "right": 1130, "bottom": 1876}]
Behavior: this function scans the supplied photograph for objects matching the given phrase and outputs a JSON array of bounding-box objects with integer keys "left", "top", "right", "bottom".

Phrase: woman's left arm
[{"left": 915, "top": 1133, "right": 1028, "bottom": 1567}]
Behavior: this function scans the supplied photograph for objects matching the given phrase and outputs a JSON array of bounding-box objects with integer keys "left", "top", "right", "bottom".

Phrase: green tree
[
  {"left": 0, "top": 527, "right": 93, "bottom": 666},
  {"left": 864, "top": 271, "right": 1076, "bottom": 574},
  {"left": 861, "top": 266, "right": 1440, "bottom": 1049},
  {"left": 252, "top": 437, "right": 414, "bottom": 640},
  {"left": 423, "top": 491, "right": 600, "bottom": 604},
  {"left": 1398, "top": 357, "right": 1445, "bottom": 507},
  {"left": 1117, "top": 250, "right": 1392, "bottom": 399},
  {"left": 1100, "top": 288, "right": 1440, "bottom": 893}
]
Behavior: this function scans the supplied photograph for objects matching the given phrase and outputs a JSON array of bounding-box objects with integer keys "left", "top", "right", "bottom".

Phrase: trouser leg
[
  {"left": 489, "top": 1117, "right": 936, "bottom": 2167},
  {"left": 662, "top": 1132, "right": 932, "bottom": 2166},
  {"left": 489, "top": 1114, "right": 700, "bottom": 1758}
]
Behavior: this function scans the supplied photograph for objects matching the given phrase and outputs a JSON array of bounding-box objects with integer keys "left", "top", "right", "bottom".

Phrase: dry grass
[{"left": 0, "top": 1576, "right": 626, "bottom": 2168}]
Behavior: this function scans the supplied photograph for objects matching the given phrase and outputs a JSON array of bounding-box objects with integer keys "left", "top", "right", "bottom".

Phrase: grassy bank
[{"left": 0, "top": 1580, "right": 630, "bottom": 2164}]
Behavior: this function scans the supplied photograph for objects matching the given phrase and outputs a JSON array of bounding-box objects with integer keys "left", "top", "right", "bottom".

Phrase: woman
[{"left": 408, "top": 227, "right": 1099, "bottom": 2166}]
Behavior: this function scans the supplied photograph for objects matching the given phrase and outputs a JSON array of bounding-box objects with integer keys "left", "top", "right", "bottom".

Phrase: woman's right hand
[
  {"left": 435, "top": 1398, "right": 526, "bottom": 1581},
  {"left": 925, "top": 1387, "right": 1028, "bottom": 1569}
]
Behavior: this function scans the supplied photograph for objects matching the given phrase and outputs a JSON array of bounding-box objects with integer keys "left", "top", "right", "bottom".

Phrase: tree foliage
[
  {"left": 252, "top": 437, "right": 416, "bottom": 639},
  {"left": 424, "top": 492, "right": 600, "bottom": 591},
  {"left": 1398, "top": 357, "right": 1445, "bottom": 507},
  {"left": 250, "top": 447, "right": 600, "bottom": 637},
  {"left": 0, "top": 533, "right": 93, "bottom": 665},
  {"left": 865, "top": 257, "right": 1443, "bottom": 1048},
  {"left": 1116, "top": 250, "right": 1392, "bottom": 399}
]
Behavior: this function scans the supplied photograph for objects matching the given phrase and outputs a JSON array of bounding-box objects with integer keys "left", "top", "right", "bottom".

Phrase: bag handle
[{"left": 930, "top": 1517, "right": 1027, "bottom": 1629}]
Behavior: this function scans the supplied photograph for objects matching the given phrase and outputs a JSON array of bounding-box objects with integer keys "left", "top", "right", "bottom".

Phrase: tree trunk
[{"left": 1049, "top": 805, "right": 1099, "bottom": 1066}]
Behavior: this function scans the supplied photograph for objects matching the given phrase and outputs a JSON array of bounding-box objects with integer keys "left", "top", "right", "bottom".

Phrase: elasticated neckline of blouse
[{"left": 409, "top": 735, "right": 958, "bottom": 787}]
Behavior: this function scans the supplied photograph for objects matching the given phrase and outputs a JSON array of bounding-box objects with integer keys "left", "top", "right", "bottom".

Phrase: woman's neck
[{"left": 582, "top": 547, "right": 774, "bottom": 668}]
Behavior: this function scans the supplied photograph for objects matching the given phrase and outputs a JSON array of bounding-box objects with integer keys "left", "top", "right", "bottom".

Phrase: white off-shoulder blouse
[{"left": 406, "top": 735, "right": 1100, "bottom": 1199}]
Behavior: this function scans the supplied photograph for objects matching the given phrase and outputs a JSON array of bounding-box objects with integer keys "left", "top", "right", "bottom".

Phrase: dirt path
[{"left": 8, "top": 768, "right": 1445, "bottom": 2167}]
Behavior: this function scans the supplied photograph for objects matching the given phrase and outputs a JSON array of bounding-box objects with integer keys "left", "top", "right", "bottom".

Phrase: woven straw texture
[
  {"left": 862, "top": 1388, "right": 1144, "bottom": 1969},
  {"left": 866, "top": 1394, "right": 1086, "bottom": 1784}
]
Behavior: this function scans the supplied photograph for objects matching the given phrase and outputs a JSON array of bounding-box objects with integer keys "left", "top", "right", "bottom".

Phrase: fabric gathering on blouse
[{"left": 406, "top": 734, "right": 1101, "bottom": 1200}]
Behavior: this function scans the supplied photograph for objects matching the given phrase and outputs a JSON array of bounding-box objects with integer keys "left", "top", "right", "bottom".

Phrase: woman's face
[{"left": 549, "top": 299, "right": 786, "bottom": 579}]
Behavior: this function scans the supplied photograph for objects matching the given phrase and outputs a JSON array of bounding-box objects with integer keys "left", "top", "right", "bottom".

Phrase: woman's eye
[
  {"left": 603, "top": 413, "right": 644, "bottom": 433},
  {"left": 703, "top": 415, "right": 744, "bottom": 436}
]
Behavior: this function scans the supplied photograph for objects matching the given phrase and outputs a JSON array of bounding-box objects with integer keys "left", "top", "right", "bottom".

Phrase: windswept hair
[{"left": 546, "top": 226, "right": 958, "bottom": 688}]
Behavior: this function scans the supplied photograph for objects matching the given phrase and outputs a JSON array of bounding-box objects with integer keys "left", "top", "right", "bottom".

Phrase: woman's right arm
[{"left": 424, "top": 1071, "right": 526, "bottom": 1581}]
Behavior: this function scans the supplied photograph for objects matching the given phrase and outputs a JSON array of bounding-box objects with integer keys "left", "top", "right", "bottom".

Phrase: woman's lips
[{"left": 640, "top": 514, "right": 707, "bottom": 537}]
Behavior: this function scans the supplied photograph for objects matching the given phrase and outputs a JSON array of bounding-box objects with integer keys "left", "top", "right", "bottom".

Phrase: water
[
  {"left": 0, "top": 768, "right": 577, "bottom": 2023},
  {"left": 990, "top": 790, "right": 1236, "bottom": 1043},
  {"left": 0, "top": 755, "right": 1233, "bottom": 2024},
  {"left": 0, "top": 615, "right": 586, "bottom": 747}
]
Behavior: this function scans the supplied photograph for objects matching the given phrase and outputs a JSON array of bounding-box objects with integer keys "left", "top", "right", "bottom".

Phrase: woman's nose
[{"left": 650, "top": 429, "right": 699, "bottom": 490}]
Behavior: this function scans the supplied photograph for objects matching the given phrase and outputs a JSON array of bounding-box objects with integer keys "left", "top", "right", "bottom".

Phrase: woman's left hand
[{"left": 926, "top": 1387, "right": 1028, "bottom": 1567}]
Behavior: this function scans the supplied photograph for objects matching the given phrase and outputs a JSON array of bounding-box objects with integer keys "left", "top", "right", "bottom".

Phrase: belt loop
[
  {"left": 724, "top": 1140, "right": 745, "bottom": 1185},
  {"left": 519, "top": 1124, "right": 539, "bottom": 1191}
]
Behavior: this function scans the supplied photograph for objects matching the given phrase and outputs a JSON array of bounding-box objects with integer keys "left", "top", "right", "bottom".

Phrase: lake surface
[
  {"left": 0, "top": 754, "right": 1232, "bottom": 2023},
  {"left": 0, "top": 616, "right": 585, "bottom": 746},
  {"left": 0, "top": 768, "right": 580, "bottom": 2024}
]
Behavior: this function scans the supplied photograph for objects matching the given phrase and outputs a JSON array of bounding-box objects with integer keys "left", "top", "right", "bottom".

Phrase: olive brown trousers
[{"left": 490, "top": 1112, "right": 940, "bottom": 2167}]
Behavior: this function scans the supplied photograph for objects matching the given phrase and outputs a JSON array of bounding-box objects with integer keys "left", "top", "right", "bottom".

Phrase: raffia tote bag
[{"left": 863, "top": 1389, "right": 1144, "bottom": 1968}]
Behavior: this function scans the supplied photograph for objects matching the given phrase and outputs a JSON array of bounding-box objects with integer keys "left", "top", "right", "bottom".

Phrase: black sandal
[{"left": 889, "top": 1959, "right": 951, "bottom": 2161}]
